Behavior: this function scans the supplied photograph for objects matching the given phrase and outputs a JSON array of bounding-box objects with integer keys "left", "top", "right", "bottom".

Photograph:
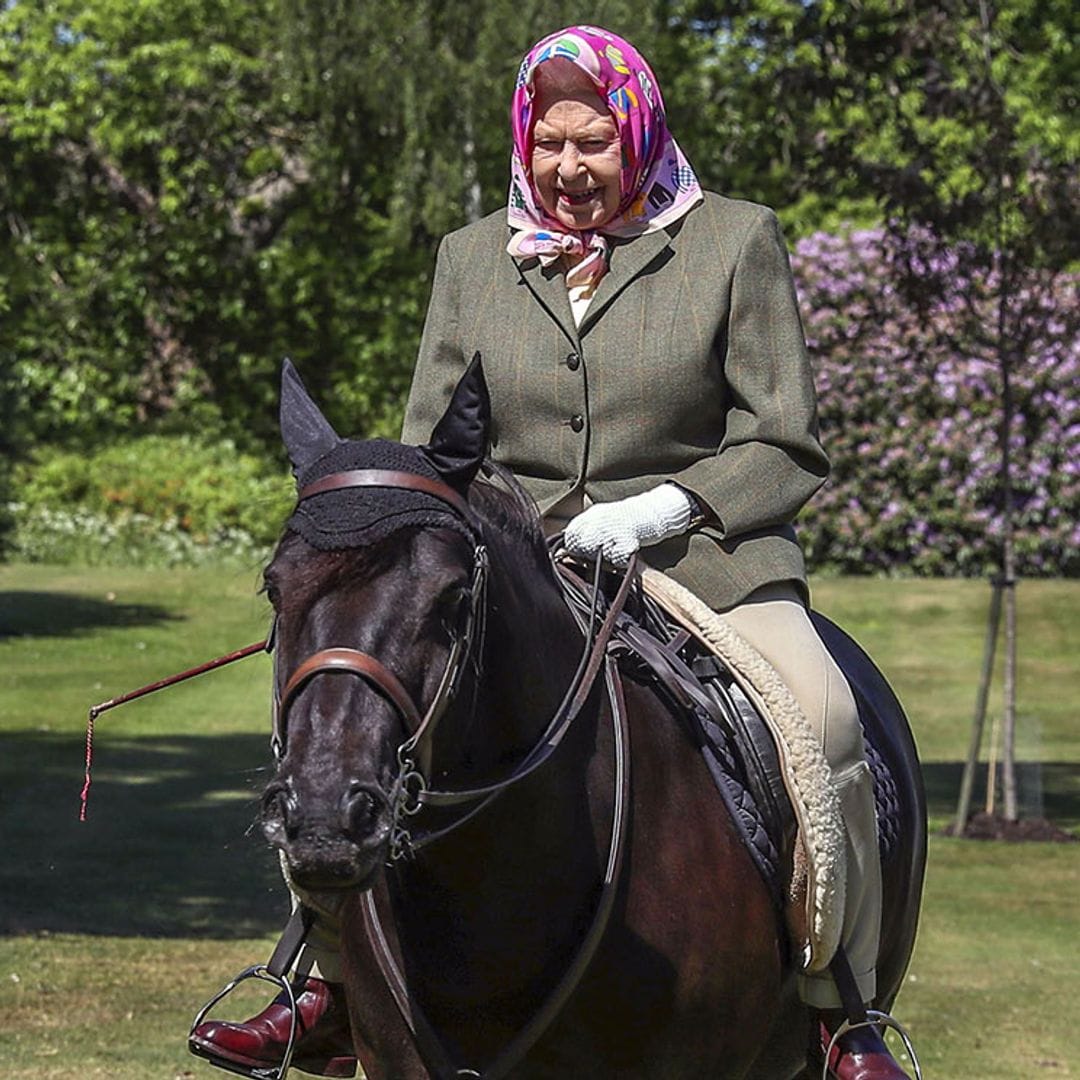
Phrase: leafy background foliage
[
  {"left": 794, "top": 230, "right": 1078, "bottom": 577},
  {"left": 1, "top": 0, "right": 1076, "bottom": 573},
  {"left": 12, "top": 437, "right": 292, "bottom": 566}
]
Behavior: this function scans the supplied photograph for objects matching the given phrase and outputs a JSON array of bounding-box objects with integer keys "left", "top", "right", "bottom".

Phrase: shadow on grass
[
  {"left": 0, "top": 591, "right": 179, "bottom": 639},
  {"left": 5, "top": 732, "right": 1076, "bottom": 942},
  {"left": 0, "top": 731, "right": 287, "bottom": 938},
  {"left": 921, "top": 761, "right": 1080, "bottom": 832}
]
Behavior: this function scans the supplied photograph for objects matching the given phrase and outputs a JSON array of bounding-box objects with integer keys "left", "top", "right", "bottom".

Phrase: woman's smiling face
[{"left": 530, "top": 78, "right": 622, "bottom": 232}]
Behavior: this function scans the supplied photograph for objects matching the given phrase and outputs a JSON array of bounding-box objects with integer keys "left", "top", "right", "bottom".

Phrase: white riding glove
[{"left": 564, "top": 484, "right": 698, "bottom": 567}]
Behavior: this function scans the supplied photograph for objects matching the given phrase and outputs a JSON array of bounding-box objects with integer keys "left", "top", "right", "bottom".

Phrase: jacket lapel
[
  {"left": 511, "top": 223, "right": 677, "bottom": 341},
  {"left": 579, "top": 227, "right": 676, "bottom": 335},
  {"left": 513, "top": 256, "right": 580, "bottom": 346}
]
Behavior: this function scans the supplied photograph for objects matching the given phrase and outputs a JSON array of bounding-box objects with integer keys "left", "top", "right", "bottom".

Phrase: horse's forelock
[{"left": 266, "top": 532, "right": 389, "bottom": 608}]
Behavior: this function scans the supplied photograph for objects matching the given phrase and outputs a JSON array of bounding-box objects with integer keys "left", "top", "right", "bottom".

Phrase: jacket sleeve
[
  {"left": 401, "top": 234, "right": 466, "bottom": 446},
  {"left": 667, "top": 209, "right": 829, "bottom": 538}
]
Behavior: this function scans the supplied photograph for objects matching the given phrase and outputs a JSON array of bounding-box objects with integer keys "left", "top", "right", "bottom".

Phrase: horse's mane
[{"left": 468, "top": 462, "right": 553, "bottom": 570}]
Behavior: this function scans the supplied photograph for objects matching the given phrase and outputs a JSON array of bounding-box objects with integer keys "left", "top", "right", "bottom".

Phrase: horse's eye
[
  {"left": 263, "top": 580, "right": 282, "bottom": 608},
  {"left": 437, "top": 587, "right": 470, "bottom": 634}
]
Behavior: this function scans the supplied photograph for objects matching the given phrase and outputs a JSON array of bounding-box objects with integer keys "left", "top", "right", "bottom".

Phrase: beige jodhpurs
[
  {"left": 718, "top": 581, "right": 881, "bottom": 1008},
  {"left": 286, "top": 576, "right": 882, "bottom": 1010}
]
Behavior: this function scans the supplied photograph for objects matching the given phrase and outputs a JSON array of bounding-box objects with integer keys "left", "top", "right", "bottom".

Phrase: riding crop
[{"left": 79, "top": 634, "right": 273, "bottom": 821}]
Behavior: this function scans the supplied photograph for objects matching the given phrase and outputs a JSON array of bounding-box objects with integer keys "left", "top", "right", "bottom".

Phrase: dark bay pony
[{"left": 260, "top": 359, "right": 925, "bottom": 1079}]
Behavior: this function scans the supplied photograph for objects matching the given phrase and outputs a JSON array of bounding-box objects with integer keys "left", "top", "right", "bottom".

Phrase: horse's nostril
[
  {"left": 262, "top": 780, "right": 293, "bottom": 829},
  {"left": 344, "top": 782, "right": 383, "bottom": 837},
  {"left": 277, "top": 792, "right": 293, "bottom": 832}
]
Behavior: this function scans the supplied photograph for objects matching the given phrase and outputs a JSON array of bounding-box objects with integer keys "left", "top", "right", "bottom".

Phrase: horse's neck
[
  {"left": 417, "top": 521, "right": 600, "bottom": 801},
  {"left": 394, "top": 546, "right": 607, "bottom": 1004},
  {"left": 478, "top": 544, "right": 584, "bottom": 749}
]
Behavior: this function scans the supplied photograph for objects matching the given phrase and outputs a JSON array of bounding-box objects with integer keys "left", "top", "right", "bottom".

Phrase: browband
[{"left": 297, "top": 468, "right": 479, "bottom": 529}]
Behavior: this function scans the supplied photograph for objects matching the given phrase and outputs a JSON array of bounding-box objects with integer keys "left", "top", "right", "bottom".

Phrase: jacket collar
[
  {"left": 580, "top": 226, "right": 676, "bottom": 334},
  {"left": 511, "top": 223, "right": 678, "bottom": 343}
]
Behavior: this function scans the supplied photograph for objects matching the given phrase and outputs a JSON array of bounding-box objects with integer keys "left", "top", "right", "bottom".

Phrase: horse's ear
[
  {"left": 422, "top": 352, "right": 490, "bottom": 490},
  {"left": 280, "top": 358, "right": 341, "bottom": 478}
]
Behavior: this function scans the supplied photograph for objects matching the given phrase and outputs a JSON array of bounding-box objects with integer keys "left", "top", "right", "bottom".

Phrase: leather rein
[{"left": 278, "top": 468, "right": 636, "bottom": 1079}]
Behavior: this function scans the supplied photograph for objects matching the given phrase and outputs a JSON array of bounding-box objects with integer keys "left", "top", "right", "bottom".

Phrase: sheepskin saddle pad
[{"left": 639, "top": 568, "right": 847, "bottom": 976}]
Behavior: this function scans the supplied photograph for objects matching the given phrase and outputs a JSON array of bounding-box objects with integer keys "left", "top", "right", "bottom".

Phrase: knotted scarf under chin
[{"left": 506, "top": 227, "right": 610, "bottom": 289}]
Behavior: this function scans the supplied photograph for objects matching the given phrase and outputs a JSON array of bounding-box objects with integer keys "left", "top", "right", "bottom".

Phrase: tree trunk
[
  {"left": 953, "top": 580, "right": 1003, "bottom": 831},
  {"left": 1001, "top": 520, "right": 1019, "bottom": 820},
  {"left": 463, "top": 109, "right": 483, "bottom": 224},
  {"left": 998, "top": 283, "right": 1019, "bottom": 822}
]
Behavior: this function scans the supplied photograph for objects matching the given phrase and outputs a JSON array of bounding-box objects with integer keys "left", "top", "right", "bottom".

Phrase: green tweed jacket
[{"left": 401, "top": 191, "right": 828, "bottom": 611}]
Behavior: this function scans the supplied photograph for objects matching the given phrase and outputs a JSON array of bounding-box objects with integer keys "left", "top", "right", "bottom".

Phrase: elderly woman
[{"left": 192, "top": 26, "right": 909, "bottom": 1080}]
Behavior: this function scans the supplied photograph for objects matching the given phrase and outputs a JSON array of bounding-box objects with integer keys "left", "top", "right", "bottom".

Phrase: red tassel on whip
[{"left": 79, "top": 637, "right": 270, "bottom": 821}]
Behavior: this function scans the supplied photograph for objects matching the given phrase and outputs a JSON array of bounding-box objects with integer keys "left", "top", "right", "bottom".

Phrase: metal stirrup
[
  {"left": 188, "top": 906, "right": 314, "bottom": 1080},
  {"left": 820, "top": 1010, "right": 923, "bottom": 1080},
  {"left": 189, "top": 967, "right": 298, "bottom": 1080},
  {"left": 822, "top": 948, "right": 922, "bottom": 1079}
]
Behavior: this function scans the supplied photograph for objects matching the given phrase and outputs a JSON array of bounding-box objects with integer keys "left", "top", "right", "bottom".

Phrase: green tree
[
  {"left": 797, "top": 0, "right": 1077, "bottom": 827},
  {"left": 2, "top": 0, "right": 284, "bottom": 446},
  {"left": 666, "top": 0, "right": 1077, "bottom": 238},
  {"left": 679, "top": 0, "right": 1077, "bottom": 824}
]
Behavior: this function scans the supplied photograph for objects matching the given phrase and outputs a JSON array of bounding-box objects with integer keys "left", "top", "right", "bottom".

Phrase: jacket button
[
  {"left": 570, "top": 414, "right": 585, "bottom": 433},
  {"left": 565, "top": 352, "right": 581, "bottom": 371}
]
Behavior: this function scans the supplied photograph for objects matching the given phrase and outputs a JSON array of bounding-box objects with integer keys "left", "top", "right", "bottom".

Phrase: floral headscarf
[{"left": 506, "top": 26, "right": 703, "bottom": 288}]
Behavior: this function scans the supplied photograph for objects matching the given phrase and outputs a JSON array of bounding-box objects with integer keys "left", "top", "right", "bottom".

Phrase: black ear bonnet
[
  {"left": 280, "top": 355, "right": 489, "bottom": 550},
  {"left": 286, "top": 438, "right": 477, "bottom": 551}
]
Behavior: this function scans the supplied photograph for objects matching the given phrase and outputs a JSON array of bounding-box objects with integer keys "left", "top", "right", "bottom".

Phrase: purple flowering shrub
[{"left": 791, "top": 229, "right": 1079, "bottom": 577}]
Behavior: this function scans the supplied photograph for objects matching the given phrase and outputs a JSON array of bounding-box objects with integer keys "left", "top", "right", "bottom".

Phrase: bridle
[
  {"left": 267, "top": 465, "right": 638, "bottom": 1075},
  {"left": 271, "top": 467, "right": 634, "bottom": 863},
  {"left": 270, "top": 469, "right": 490, "bottom": 859},
  {"left": 91, "top": 462, "right": 636, "bottom": 1080}
]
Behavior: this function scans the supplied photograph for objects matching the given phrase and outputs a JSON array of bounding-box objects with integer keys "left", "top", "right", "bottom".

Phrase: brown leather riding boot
[
  {"left": 816, "top": 1014, "right": 913, "bottom": 1079},
  {"left": 189, "top": 975, "right": 357, "bottom": 1078}
]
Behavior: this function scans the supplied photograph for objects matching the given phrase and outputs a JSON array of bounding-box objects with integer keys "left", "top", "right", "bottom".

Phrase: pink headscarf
[{"left": 506, "top": 26, "right": 703, "bottom": 288}]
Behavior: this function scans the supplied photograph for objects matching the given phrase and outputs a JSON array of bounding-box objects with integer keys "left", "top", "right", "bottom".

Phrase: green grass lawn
[{"left": 1, "top": 564, "right": 1077, "bottom": 1078}]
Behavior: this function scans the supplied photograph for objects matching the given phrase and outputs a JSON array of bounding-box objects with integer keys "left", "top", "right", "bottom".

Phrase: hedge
[{"left": 11, "top": 436, "right": 292, "bottom": 568}]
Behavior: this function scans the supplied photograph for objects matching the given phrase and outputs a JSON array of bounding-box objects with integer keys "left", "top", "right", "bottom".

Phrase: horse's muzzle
[{"left": 261, "top": 776, "right": 392, "bottom": 890}]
